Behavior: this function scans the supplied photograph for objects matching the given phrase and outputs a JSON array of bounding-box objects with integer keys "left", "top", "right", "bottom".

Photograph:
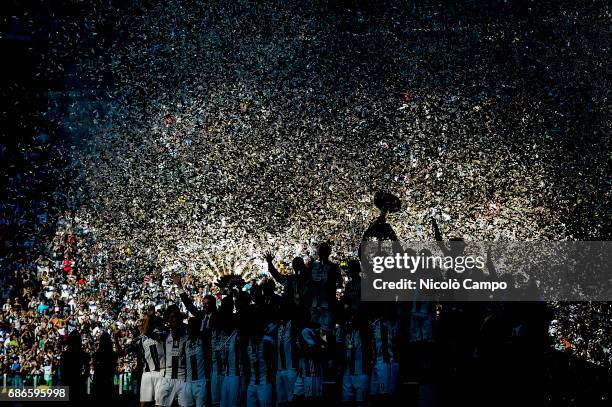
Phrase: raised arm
[
  {"left": 173, "top": 273, "right": 203, "bottom": 319},
  {"left": 431, "top": 217, "right": 450, "bottom": 257},
  {"left": 265, "top": 251, "right": 287, "bottom": 284}
]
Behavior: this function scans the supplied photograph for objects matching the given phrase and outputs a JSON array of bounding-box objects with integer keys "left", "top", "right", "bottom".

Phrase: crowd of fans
[
  {"left": 0, "top": 194, "right": 609, "bottom": 406},
  {"left": 550, "top": 302, "right": 612, "bottom": 365},
  {"left": 0, "top": 201, "right": 555, "bottom": 406}
]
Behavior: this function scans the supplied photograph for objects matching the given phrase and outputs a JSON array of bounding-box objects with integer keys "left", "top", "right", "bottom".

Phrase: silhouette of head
[
  {"left": 261, "top": 278, "right": 276, "bottom": 297},
  {"left": 318, "top": 242, "right": 332, "bottom": 261},
  {"left": 203, "top": 295, "right": 216, "bottom": 315},
  {"left": 236, "top": 291, "right": 251, "bottom": 315},
  {"left": 66, "top": 330, "right": 82, "bottom": 353},
  {"left": 97, "top": 331, "right": 113, "bottom": 354},
  {"left": 219, "top": 295, "right": 234, "bottom": 316},
  {"left": 164, "top": 304, "right": 183, "bottom": 332},
  {"left": 449, "top": 238, "right": 466, "bottom": 257},
  {"left": 292, "top": 257, "right": 306, "bottom": 274}
]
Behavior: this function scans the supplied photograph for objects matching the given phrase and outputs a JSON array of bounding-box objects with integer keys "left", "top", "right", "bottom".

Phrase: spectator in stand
[
  {"left": 37, "top": 298, "right": 50, "bottom": 316},
  {"left": 11, "top": 358, "right": 23, "bottom": 387},
  {"left": 62, "top": 254, "right": 73, "bottom": 274}
]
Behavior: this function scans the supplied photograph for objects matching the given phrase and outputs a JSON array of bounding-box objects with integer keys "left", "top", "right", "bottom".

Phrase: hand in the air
[{"left": 264, "top": 250, "right": 274, "bottom": 263}]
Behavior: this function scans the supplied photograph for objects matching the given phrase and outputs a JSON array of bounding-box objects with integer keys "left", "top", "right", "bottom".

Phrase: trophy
[
  {"left": 374, "top": 191, "right": 401, "bottom": 216},
  {"left": 362, "top": 191, "right": 401, "bottom": 242}
]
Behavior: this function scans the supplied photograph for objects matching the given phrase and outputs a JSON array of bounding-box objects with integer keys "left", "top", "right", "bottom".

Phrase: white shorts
[
  {"left": 369, "top": 362, "right": 398, "bottom": 395},
  {"left": 293, "top": 375, "right": 322, "bottom": 399},
  {"left": 276, "top": 369, "right": 298, "bottom": 403},
  {"left": 180, "top": 379, "right": 206, "bottom": 407},
  {"left": 140, "top": 371, "right": 162, "bottom": 403},
  {"left": 342, "top": 373, "right": 369, "bottom": 402},
  {"left": 156, "top": 377, "right": 185, "bottom": 406},
  {"left": 210, "top": 374, "right": 224, "bottom": 405},
  {"left": 246, "top": 382, "right": 273, "bottom": 407},
  {"left": 220, "top": 376, "right": 242, "bottom": 407}
]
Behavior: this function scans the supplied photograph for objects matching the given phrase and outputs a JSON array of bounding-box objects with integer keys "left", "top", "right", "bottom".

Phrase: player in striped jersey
[
  {"left": 220, "top": 315, "right": 246, "bottom": 407},
  {"left": 293, "top": 321, "right": 323, "bottom": 401},
  {"left": 207, "top": 295, "right": 235, "bottom": 407},
  {"left": 274, "top": 307, "right": 299, "bottom": 405},
  {"left": 337, "top": 312, "right": 372, "bottom": 405},
  {"left": 130, "top": 315, "right": 164, "bottom": 407},
  {"left": 246, "top": 317, "right": 275, "bottom": 407},
  {"left": 174, "top": 274, "right": 228, "bottom": 407},
  {"left": 369, "top": 306, "right": 399, "bottom": 399},
  {"left": 156, "top": 305, "right": 188, "bottom": 407},
  {"left": 180, "top": 318, "right": 208, "bottom": 407},
  {"left": 210, "top": 325, "right": 226, "bottom": 406}
]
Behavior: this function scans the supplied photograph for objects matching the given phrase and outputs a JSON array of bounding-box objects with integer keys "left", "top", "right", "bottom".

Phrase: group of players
[{"left": 129, "top": 246, "right": 399, "bottom": 407}]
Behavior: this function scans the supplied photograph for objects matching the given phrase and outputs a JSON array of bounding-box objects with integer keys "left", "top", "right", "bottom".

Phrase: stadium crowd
[
  {"left": 0, "top": 131, "right": 609, "bottom": 407},
  {"left": 0, "top": 189, "right": 583, "bottom": 407}
]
